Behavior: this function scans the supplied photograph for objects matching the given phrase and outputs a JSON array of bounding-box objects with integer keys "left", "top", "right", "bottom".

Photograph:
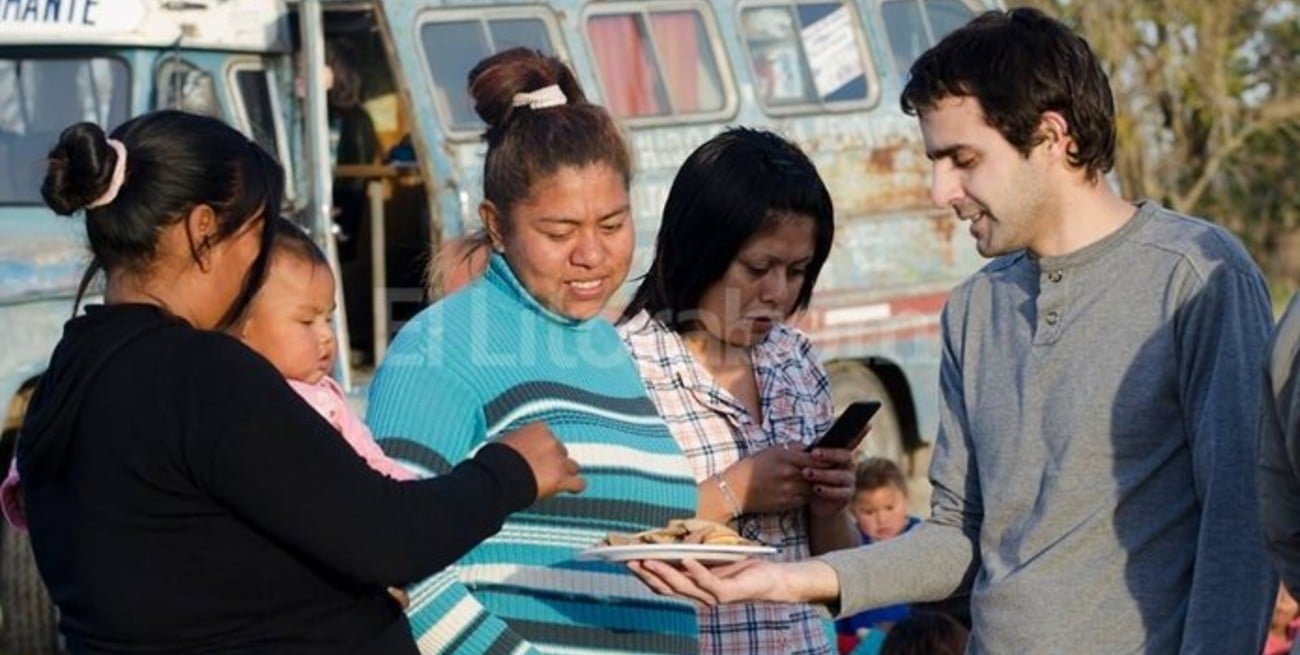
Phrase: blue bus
[{"left": 0, "top": 0, "right": 993, "bottom": 648}]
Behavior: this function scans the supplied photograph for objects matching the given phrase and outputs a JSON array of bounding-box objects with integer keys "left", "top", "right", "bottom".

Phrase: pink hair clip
[{"left": 86, "top": 138, "right": 128, "bottom": 210}]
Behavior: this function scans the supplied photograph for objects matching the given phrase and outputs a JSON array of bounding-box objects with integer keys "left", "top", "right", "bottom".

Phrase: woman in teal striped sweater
[{"left": 365, "top": 48, "right": 699, "bottom": 654}]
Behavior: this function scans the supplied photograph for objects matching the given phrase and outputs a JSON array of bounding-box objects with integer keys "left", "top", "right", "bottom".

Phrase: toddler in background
[
  {"left": 850, "top": 457, "right": 920, "bottom": 544},
  {"left": 836, "top": 457, "right": 921, "bottom": 653}
]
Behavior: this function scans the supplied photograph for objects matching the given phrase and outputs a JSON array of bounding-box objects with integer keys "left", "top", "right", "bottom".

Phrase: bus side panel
[
  {"left": 374, "top": 0, "right": 469, "bottom": 242},
  {"left": 0, "top": 299, "right": 76, "bottom": 425}
]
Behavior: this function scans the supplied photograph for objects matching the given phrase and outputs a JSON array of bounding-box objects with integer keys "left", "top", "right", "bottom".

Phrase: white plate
[{"left": 576, "top": 544, "right": 777, "bottom": 564}]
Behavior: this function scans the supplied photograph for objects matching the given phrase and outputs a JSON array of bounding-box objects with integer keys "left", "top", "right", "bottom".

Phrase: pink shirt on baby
[
  {"left": 1, "top": 459, "right": 21, "bottom": 529},
  {"left": 0, "top": 376, "right": 414, "bottom": 532},
  {"left": 287, "top": 377, "right": 415, "bottom": 482}
]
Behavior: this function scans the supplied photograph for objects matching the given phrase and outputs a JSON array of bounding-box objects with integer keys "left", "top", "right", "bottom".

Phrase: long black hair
[
  {"left": 41, "top": 110, "right": 284, "bottom": 328},
  {"left": 620, "top": 127, "right": 833, "bottom": 330}
]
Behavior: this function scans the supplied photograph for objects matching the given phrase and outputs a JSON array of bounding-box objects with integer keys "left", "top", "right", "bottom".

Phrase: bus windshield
[{"left": 0, "top": 56, "right": 130, "bottom": 204}]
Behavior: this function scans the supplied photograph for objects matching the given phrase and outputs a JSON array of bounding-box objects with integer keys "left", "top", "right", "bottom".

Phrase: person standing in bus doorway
[
  {"left": 365, "top": 48, "right": 700, "bottom": 654},
  {"left": 618, "top": 127, "right": 859, "bottom": 655},
  {"left": 628, "top": 8, "right": 1277, "bottom": 653},
  {"left": 322, "top": 39, "right": 383, "bottom": 363},
  {"left": 324, "top": 39, "right": 380, "bottom": 261}
]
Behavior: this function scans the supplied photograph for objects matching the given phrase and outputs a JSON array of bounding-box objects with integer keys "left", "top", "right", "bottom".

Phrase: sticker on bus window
[{"left": 800, "top": 7, "right": 863, "bottom": 99}]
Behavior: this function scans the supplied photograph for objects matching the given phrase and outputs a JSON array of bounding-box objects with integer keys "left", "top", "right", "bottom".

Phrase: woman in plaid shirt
[{"left": 618, "top": 128, "right": 860, "bottom": 654}]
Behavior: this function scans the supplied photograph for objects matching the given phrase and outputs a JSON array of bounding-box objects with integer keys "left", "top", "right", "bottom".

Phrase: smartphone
[{"left": 805, "top": 400, "right": 882, "bottom": 452}]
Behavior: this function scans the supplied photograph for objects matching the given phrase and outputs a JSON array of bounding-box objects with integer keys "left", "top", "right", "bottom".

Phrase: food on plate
[{"left": 600, "top": 519, "right": 757, "bottom": 547}]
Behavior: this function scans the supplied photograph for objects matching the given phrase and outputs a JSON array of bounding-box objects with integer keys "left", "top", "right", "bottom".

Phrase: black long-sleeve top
[{"left": 17, "top": 304, "right": 536, "bottom": 654}]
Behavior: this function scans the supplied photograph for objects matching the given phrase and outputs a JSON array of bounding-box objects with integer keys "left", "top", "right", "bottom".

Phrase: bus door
[
  {"left": 374, "top": 0, "right": 574, "bottom": 293},
  {"left": 291, "top": 1, "right": 439, "bottom": 373}
]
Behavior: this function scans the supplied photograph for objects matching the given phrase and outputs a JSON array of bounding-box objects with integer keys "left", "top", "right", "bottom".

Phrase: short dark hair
[
  {"left": 619, "top": 127, "right": 833, "bottom": 330},
  {"left": 325, "top": 40, "right": 365, "bottom": 111},
  {"left": 271, "top": 217, "right": 329, "bottom": 269},
  {"left": 900, "top": 7, "right": 1116, "bottom": 182},
  {"left": 855, "top": 457, "right": 908, "bottom": 494},
  {"left": 880, "top": 611, "right": 969, "bottom": 655},
  {"left": 42, "top": 110, "right": 283, "bottom": 329}
]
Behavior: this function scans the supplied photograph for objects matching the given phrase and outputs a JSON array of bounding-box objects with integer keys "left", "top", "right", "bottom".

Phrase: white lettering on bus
[{"left": 1, "top": 0, "right": 100, "bottom": 25}]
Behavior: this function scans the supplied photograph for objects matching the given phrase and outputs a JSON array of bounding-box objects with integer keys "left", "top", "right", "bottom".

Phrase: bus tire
[
  {"left": 0, "top": 522, "right": 60, "bottom": 654},
  {"left": 826, "top": 361, "right": 904, "bottom": 468}
]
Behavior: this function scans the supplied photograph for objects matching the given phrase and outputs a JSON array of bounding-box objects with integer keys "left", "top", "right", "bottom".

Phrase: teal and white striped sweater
[{"left": 367, "top": 254, "right": 699, "bottom": 654}]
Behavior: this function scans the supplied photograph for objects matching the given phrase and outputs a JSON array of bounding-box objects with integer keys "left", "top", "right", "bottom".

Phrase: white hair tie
[
  {"left": 86, "top": 138, "right": 127, "bottom": 210},
  {"left": 511, "top": 84, "right": 567, "bottom": 110}
]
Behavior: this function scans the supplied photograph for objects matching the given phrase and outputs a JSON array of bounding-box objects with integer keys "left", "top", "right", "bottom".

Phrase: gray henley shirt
[{"left": 821, "top": 201, "right": 1275, "bottom": 654}]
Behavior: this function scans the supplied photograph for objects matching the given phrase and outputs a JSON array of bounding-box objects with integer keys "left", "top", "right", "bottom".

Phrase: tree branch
[{"left": 1175, "top": 99, "right": 1300, "bottom": 210}]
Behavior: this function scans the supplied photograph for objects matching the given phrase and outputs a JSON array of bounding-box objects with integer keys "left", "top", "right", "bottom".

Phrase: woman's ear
[
  {"left": 479, "top": 201, "right": 506, "bottom": 253},
  {"left": 184, "top": 204, "right": 219, "bottom": 271},
  {"left": 187, "top": 204, "right": 218, "bottom": 242}
]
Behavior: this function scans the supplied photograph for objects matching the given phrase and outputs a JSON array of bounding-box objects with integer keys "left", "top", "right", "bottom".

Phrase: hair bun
[
  {"left": 468, "top": 47, "right": 586, "bottom": 130},
  {"left": 42, "top": 123, "right": 119, "bottom": 216}
]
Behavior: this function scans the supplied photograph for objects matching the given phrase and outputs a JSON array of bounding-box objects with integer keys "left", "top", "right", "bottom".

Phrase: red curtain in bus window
[
  {"left": 649, "top": 12, "right": 701, "bottom": 112},
  {"left": 588, "top": 15, "right": 661, "bottom": 117}
]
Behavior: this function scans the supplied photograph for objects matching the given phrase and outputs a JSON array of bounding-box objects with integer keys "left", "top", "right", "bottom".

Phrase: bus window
[
  {"left": 740, "top": 0, "right": 878, "bottom": 113},
  {"left": 232, "top": 66, "right": 280, "bottom": 160},
  {"left": 0, "top": 56, "right": 129, "bottom": 205},
  {"left": 879, "top": 0, "right": 977, "bottom": 77},
  {"left": 230, "top": 61, "right": 294, "bottom": 202},
  {"left": 880, "top": 0, "right": 927, "bottom": 76},
  {"left": 417, "top": 12, "right": 559, "bottom": 135},
  {"left": 585, "top": 3, "right": 732, "bottom": 123},
  {"left": 153, "top": 57, "right": 220, "bottom": 117},
  {"left": 927, "top": 0, "right": 976, "bottom": 37}
]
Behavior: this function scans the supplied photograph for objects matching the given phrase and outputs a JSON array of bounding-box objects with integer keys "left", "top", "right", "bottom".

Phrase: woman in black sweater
[{"left": 16, "top": 110, "right": 584, "bottom": 654}]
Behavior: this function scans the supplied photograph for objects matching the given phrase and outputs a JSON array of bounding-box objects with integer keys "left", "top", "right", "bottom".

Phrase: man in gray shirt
[{"left": 632, "top": 8, "right": 1276, "bottom": 653}]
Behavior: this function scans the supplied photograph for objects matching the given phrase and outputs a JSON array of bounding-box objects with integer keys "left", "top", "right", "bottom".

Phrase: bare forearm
[
  {"left": 778, "top": 560, "right": 842, "bottom": 605},
  {"left": 696, "top": 475, "right": 737, "bottom": 524}
]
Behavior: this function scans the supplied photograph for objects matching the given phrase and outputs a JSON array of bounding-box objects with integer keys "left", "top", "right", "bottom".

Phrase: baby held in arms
[
  {"left": 3, "top": 219, "right": 413, "bottom": 531},
  {"left": 233, "top": 218, "right": 413, "bottom": 484},
  {"left": 231, "top": 219, "right": 415, "bottom": 606}
]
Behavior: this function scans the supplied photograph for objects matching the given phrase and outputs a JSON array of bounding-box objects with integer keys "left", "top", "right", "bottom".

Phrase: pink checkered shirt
[{"left": 620, "top": 311, "right": 835, "bottom": 655}]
